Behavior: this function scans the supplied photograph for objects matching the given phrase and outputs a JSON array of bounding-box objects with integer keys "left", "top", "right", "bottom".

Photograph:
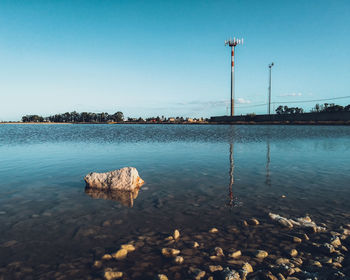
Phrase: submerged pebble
[{"left": 255, "top": 250, "right": 268, "bottom": 259}]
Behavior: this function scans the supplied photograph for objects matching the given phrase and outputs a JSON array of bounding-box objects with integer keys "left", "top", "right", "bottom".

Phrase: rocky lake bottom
[{"left": 0, "top": 124, "right": 350, "bottom": 279}]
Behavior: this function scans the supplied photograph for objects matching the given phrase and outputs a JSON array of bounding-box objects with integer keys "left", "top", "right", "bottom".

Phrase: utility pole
[
  {"left": 268, "top": 62, "right": 274, "bottom": 115},
  {"left": 225, "top": 37, "right": 243, "bottom": 117}
]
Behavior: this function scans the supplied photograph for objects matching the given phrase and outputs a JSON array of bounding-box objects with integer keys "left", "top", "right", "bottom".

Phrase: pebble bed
[{"left": 1, "top": 214, "right": 349, "bottom": 280}]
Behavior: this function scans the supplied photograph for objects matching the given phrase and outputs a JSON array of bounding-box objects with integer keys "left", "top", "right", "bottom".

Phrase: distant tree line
[
  {"left": 22, "top": 111, "right": 124, "bottom": 123},
  {"left": 275, "top": 103, "right": 350, "bottom": 115},
  {"left": 310, "top": 103, "right": 350, "bottom": 113},
  {"left": 275, "top": 106, "right": 304, "bottom": 114}
]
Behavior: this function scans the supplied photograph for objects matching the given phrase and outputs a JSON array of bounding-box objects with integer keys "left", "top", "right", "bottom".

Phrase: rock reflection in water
[{"left": 85, "top": 187, "right": 141, "bottom": 207}]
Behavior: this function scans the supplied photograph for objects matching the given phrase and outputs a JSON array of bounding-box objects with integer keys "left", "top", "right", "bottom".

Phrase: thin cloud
[
  {"left": 279, "top": 92, "right": 302, "bottom": 97},
  {"left": 236, "top": 98, "right": 251, "bottom": 104}
]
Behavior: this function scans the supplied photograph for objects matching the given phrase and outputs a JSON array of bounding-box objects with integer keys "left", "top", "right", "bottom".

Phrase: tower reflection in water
[
  {"left": 227, "top": 142, "right": 241, "bottom": 208},
  {"left": 227, "top": 138, "right": 272, "bottom": 207},
  {"left": 265, "top": 140, "right": 271, "bottom": 186}
]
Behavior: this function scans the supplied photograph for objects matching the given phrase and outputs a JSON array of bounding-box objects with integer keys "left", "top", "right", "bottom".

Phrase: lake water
[{"left": 0, "top": 124, "right": 349, "bottom": 279}]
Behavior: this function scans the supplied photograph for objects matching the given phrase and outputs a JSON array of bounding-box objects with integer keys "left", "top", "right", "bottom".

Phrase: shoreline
[{"left": 1, "top": 121, "right": 350, "bottom": 126}]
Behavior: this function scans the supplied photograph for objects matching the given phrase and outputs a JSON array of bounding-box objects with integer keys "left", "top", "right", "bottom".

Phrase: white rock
[
  {"left": 84, "top": 167, "right": 144, "bottom": 191},
  {"left": 269, "top": 213, "right": 326, "bottom": 232}
]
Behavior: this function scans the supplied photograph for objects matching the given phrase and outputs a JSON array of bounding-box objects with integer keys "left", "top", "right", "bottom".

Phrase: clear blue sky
[{"left": 0, "top": 0, "right": 349, "bottom": 120}]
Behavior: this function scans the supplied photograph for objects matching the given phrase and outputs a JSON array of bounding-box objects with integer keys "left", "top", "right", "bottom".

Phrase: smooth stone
[
  {"left": 334, "top": 256, "right": 344, "bottom": 263},
  {"left": 292, "top": 237, "right": 302, "bottom": 243},
  {"left": 265, "top": 271, "right": 278, "bottom": 280},
  {"left": 173, "top": 229, "right": 180, "bottom": 240},
  {"left": 93, "top": 260, "right": 102, "bottom": 268},
  {"left": 221, "top": 267, "right": 240, "bottom": 280},
  {"left": 289, "top": 249, "right": 298, "bottom": 257},
  {"left": 332, "top": 262, "right": 342, "bottom": 269},
  {"left": 174, "top": 256, "right": 184, "bottom": 264},
  {"left": 121, "top": 244, "right": 135, "bottom": 252},
  {"left": 276, "top": 258, "right": 290, "bottom": 265},
  {"left": 104, "top": 269, "right": 123, "bottom": 280},
  {"left": 291, "top": 258, "right": 303, "bottom": 266},
  {"left": 161, "top": 248, "right": 180, "bottom": 257},
  {"left": 255, "top": 250, "right": 268, "bottom": 259},
  {"left": 311, "top": 260, "right": 322, "bottom": 267},
  {"left": 242, "top": 262, "right": 253, "bottom": 273},
  {"left": 209, "top": 228, "right": 219, "bottom": 233},
  {"left": 249, "top": 218, "right": 260, "bottom": 225},
  {"left": 112, "top": 248, "right": 128, "bottom": 259},
  {"left": 189, "top": 267, "right": 206, "bottom": 280},
  {"left": 229, "top": 250, "right": 242, "bottom": 259},
  {"left": 0, "top": 211, "right": 6, "bottom": 215},
  {"left": 102, "top": 254, "right": 113, "bottom": 260},
  {"left": 331, "top": 236, "right": 341, "bottom": 247},
  {"left": 210, "top": 255, "right": 221, "bottom": 261},
  {"left": 209, "top": 265, "right": 223, "bottom": 272},
  {"left": 192, "top": 241, "right": 200, "bottom": 248},
  {"left": 321, "top": 257, "right": 332, "bottom": 264},
  {"left": 157, "top": 274, "right": 168, "bottom": 280},
  {"left": 215, "top": 247, "right": 225, "bottom": 256}
]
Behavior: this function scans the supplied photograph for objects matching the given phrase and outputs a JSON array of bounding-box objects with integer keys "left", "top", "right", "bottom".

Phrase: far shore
[{"left": 1, "top": 121, "right": 350, "bottom": 125}]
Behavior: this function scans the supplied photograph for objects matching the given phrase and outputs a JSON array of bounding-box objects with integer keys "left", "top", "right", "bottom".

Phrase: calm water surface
[{"left": 0, "top": 124, "right": 349, "bottom": 278}]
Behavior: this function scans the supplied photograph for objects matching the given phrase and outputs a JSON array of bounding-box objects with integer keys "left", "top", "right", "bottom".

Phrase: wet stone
[
  {"left": 254, "top": 250, "right": 268, "bottom": 259},
  {"left": 330, "top": 236, "right": 341, "bottom": 247},
  {"left": 112, "top": 248, "right": 128, "bottom": 260},
  {"left": 173, "top": 229, "right": 180, "bottom": 240},
  {"left": 292, "top": 237, "right": 302, "bottom": 243},
  {"left": 289, "top": 249, "right": 298, "bottom": 257},
  {"left": 189, "top": 267, "right": 206, "bottom": 280},
  {"left": 102, "top": 254, "right": 113, "bottom": 260},
  {"left": 311, "top": 260, "right": 322, "bottom": 267},
  {"left": 104, "top": 269, "right": 123, "bottom": 280},
  {"left": 248, "top": 218, "right": 260, "bottom": 226},
  {"left": 192, "top": 241, "right": 200, "bottom": 248},
  {"left": 161, "top": 248, "right": 180, "bottom": 257},
  {"left": 93, "top": 260, "right": 102, "bottom": 268},
  {"left": 209, "top": 265, "right": 223, "bottom": 272},
  {"left": 265, "top": 271, "right": 278, "bottom": 280},
  {"left": 230, "top": 250, "right": 242, "bottom": 259},
  {"left": 174, "top": 256, "right": 184, "bottom": 264},
  {"left": 157, "top": 274, "right": 168, "bottom": 280},
  {"left": 215, "top": 247, "right": 225, "bottom": 256},
  {"left": 221, "top": 267, "right": 240, "bottom": 280},
  {"left": 242, "top": 262, "right": 253, "bottom": 273},
  {"left": 121, "top": 244, "right": 135, "bottom": 252},
  {"left": 276, "top": 258, "right": 290, "bottom": 265}
]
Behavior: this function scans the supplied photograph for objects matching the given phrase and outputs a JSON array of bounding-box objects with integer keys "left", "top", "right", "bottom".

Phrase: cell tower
[
  {"left": 268, "top": 62, "right": 274, "bottom": 115},
  {"left": 225, "top": 37, "right": 243, "bottom": 116}
]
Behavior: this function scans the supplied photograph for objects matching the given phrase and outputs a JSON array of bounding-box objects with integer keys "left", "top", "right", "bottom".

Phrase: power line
[{"left": 235, "top": 95, "right": 350, "bottom": 109}]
